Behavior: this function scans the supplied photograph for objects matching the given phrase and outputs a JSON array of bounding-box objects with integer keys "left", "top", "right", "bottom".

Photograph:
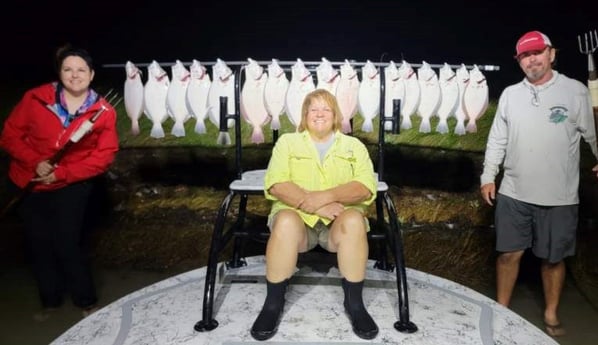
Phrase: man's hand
[
  {"left": 480, "top": 183, "right": 496, "bottom": 206},
  {"left": 593, "top": 164, "right": 598, "bottom": 179}
]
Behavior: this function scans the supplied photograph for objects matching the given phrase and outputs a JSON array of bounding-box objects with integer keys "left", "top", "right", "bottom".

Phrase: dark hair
[{"left": 55, "top": 44, "right": 94, "bottom": 73}]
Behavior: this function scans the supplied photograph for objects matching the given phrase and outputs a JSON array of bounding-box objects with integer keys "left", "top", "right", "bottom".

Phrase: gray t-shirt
[{"left": 481, "top": 71, "right": 598, "bottom": 206}]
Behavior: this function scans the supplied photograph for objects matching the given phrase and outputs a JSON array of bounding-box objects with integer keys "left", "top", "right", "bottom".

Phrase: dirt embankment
[{"left": 1, "top": 146, "right": 597, "bottom": 300}]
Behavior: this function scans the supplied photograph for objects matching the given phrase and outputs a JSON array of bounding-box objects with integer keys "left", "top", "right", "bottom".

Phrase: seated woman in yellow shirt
[{"left": 251, "top": 89, "right": 378, "bottom": 341}]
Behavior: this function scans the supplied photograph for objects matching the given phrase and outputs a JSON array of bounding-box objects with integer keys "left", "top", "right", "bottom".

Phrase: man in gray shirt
[{"left": 480, "top": 30, "right": 598, "bottom": 337}]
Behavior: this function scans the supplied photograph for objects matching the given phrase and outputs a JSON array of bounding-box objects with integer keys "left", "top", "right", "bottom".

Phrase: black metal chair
[{"left": 194, "top": 65, "right": 418, "bottom": 334}]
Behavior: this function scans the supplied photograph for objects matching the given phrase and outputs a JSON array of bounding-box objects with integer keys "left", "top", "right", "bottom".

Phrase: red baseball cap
[{"left": 515, "top": 31, "right": 552, "bottom": 58}]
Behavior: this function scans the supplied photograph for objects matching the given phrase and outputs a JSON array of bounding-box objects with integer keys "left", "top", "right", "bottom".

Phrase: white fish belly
[
  {"left": 402, "top": 79, "right": 421, "bottom": 117},
  {"left": 241, "top": 80, "right": 269, "bottom": 126},
  {"left": 144, "top": 82, "right": 169, "bottom": 124},
  {"left": 167, "top": 82, "right": 190, "bottom": 123},
  {"left": 358, "top": 80, "right": 380, "bottom": 121},
  {"left": 336, "top": 79, "right": 360, "bottom": 119},
  {"left": 437, "top": 82, "right": 459, "bottom": 118},
  {"left": 208, "top": 78, "right": 235, "bottom": 129},
  {"left": 186, "top": 79, "right": 211, "bottom": 121},
  {"left": 384, "top": 79, "right": 405, "bottom": 119},
  {"left": 463, "top": 84, "right": 489, "bottom": 121},
  {"left": 264, "top": 77, "right": 289, "bottom": 117},
  {"left": 285, "top": 80, "right": 315, "bottom": 127},
  {"left": 417, "top": 82, "right": 441, "bottom": 118},
  {"left": 124, "top": 78, "right": 144, "bottom": 121}
]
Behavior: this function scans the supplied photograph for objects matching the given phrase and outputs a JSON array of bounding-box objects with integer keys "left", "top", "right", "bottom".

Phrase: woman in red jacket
[{"left": 0, "top": 45, "right": 119, "bottom": 319}]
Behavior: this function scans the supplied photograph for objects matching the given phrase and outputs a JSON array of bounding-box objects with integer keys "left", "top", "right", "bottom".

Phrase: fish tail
[
  {"left": 217, "top": 132, "right": 232, "bottom": 145},
  {"left": 454, "top": 121, "right": 466, "bottom": 136},
  {"left": 436, "top": 120, "right": 449, "bottom": 134},
  {"left": 271, "top": 116, "right": 280, "bottom": 130},
  {"left": 194, "top": 119, "right": 207, "bottom": 134},
  {"left": 419, "top": 119, "right": 431, "bottom": 133},
  {"left": 466, "top": 120, "right": 477, "bottom": 133},
  {"left": 251, "top": 127, "right": 265, "bottom": 144},
  {"left": 342, "top": 119, "right": 352, "bottom": 134},
  {"left": 401, "top": 115, "right": 412, "bottom": 130},
  {"left": 150, "top": 122, "right": 165, "bottom": 138},
  {"left": 131, "top": 119, "right": 140, "bottom": 136},
  {"left": 384, "top": 120, "right": 393, "bottom": 132},
  {"left": 171, "top": 121, "right": 186, "bottom": 137}
]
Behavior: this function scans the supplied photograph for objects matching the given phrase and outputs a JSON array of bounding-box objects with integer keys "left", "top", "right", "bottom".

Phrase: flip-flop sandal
[{"left": 544, "top": 322, "right": 566, "bottom": 337}]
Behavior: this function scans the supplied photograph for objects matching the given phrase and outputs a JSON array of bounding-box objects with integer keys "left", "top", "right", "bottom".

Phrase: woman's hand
[
  {"left": 32, "top": 172, "right": 57, "bottom": 184},
  {"left": 35, "top": 160, "right": 55, "bottom": 177},
  {"left": 315, "top": 202, "right": 344, "bottom": 220}
]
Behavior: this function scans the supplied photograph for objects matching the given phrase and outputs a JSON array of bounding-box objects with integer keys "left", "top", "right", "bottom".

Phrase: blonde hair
[{"left": 297, "top": 89, "right": 343, "bottom": 132}]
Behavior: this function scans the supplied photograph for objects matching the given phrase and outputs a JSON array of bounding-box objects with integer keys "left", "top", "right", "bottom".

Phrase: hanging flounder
[
  {"left": 185, "top": 60, "right": 211, "bottom": 134},
  {"left": 463, "top": 64, "right": 489, "bottom": 133},
  {"left": 436, "top": 63, "right": 459, "bottom": 134},
  {"left": 240, "top": 58, "right": 270, "bottom": 144},
  {"left": 143, "top": 60, "right": 170, "bottom": 138},
  {"left": 167, "top": 60, "right": 191, "bottom": 137},
  {"left": 398, "top": 60, "right": 420, "bottom": 130},
  {"left": 316, "top": 57, "right": 340, "bottom": 95},
  {"left": 285, "top": 58, "right": 315, "bottom": 128},
  {"left": 264, "top": 59, "right": 289, "bottom": 130},
  {"left": 207, "top": 58, "right": 236, "bottom": 130},
  {"left": 416, "top": 61, "right": 441, "bottom": 133},
  {"left": 454, "top": 64, "right": 470, "bottom": 135},
  {"left": 123, "top": 61, "right": 144, "bottom": 136},
  {"left": 358, "top": 60, "right": 380, "bottom": 132},
  {"left": 335, "top": 59, "right": 360, "bottom": 133},
  {"left": 383, "top": 61, "right": 405, "bottom": 131}
]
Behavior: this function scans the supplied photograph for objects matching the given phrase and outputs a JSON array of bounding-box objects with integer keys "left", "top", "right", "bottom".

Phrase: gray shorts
[{"left": 495, "top": 193, "right": 577, "bottom": 263}]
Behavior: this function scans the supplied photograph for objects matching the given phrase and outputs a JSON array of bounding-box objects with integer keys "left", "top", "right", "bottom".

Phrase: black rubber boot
[
  {"left": 250, "top": 279, "right": 289, "bottom": 341},
  {"left": 342, "top": 278, "right": 379, "bottom": 339}
]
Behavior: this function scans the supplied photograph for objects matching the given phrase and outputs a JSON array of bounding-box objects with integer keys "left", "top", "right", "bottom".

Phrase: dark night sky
[{"left": 0, "top": 0, "right": 595, "bottom": 99}]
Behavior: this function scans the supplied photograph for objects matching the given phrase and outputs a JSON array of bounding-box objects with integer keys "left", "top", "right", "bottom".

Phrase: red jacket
[{"left": 0, "top": 83, "right": 119, "bottom": 191}]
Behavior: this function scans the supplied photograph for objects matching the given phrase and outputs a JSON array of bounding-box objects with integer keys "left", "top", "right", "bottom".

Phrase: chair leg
[
  {"left": 194, "top": 191, "right": 236, "bottom": 332},
  {"left": 383, "top": 192, "right": 418, "bottom": 333}
]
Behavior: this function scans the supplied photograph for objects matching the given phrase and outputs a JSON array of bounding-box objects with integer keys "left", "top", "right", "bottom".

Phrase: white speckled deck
[{"left": 50, "top": 256, "right": 557, "bottom": 345}]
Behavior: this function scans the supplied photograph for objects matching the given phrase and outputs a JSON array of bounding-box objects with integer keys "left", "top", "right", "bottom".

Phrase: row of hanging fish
[{"left": 123, "top": 58, "right": 489, "bottom": 143}]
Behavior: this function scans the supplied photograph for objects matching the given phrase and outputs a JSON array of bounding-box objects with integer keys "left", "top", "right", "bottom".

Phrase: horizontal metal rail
[{"left": 103, "top": 59, "right": 500, "bottom": 71}]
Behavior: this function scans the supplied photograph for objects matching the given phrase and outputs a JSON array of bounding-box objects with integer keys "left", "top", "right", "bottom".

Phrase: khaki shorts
[
  {"left": 305, "top": 220, "right": 332, "bottom": 251},
  {"left": 268, "top": 212, "right": 370, "bottom": 252}
]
